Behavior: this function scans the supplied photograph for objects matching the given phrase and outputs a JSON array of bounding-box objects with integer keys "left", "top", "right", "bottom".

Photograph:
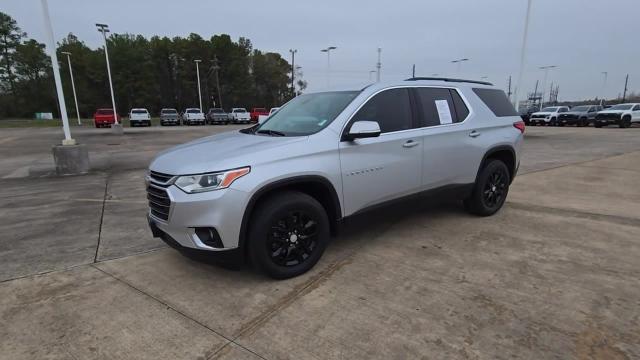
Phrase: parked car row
[
  {"left": 524, "top": 103, "right": 640, "bottom": 128},
  {"left": 93, "top": 107, "right": 281, "bottom": 128}
]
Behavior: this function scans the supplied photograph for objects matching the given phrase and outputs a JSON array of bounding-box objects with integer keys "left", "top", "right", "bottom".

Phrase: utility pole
[
  {"left": 212, "top": 56, "right": 222, "bottom": 109},
  {"left": 41, "top": 0, "right": 73, "bottom": 144},
  {"left": 513, "top": 0, "right": 533, "bottom": 110},
  {"left": 507, "top": 76, "right": 513, "bottom": 100},
  {"left": 61, "top": 52, "right": 81, "bottom": 125},
  {"left": 539, "top": 65, "right": 557, "bottom": 110},
  {"left": 289, "top": 49, "right": 297, "bottom": 96},
  {"left": 600, "top": 71, "right": 608, "bottom": 106},
  {"left": 96, "top": 23, "right": 121, "bottom": 133},
  {"left": 194, "top": 59, "right": 202, "bottom": 111},
  {"left": 622, "top": 74, "right": 629, "bottom": 102},
  {"left": 376, "top": 47, "right": 381, "bottom": 82},
  {"left": 412, "top": 64, "right": 415, "bottom": 78},
  {"left": 532, "top": 80, "right": 539, "bottom": 109}
]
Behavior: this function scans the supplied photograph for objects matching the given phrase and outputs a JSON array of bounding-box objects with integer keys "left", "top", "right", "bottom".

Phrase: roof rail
[{"left": 405, "top": 77, "right": 493, "bottom": 86}]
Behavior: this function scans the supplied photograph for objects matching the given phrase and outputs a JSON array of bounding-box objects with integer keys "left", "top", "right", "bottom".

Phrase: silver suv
[{"left": 146, "top": 78, "right": 525, "bottom": 279}]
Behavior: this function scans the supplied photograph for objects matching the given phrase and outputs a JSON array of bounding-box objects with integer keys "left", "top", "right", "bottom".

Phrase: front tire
[
  {"left": 619, "top": 116, "right": 631, "bottom": 128},
  {"left": 248, "top": 191, "right": 330, "bottom": 279},
  {"left": 464, "top": 160, "right": 511, "bottom": 216}
]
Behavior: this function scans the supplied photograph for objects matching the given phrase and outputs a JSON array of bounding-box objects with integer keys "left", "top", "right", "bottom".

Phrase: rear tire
[
  {"left": 248, "top": 191, "right": 330, "bottom": 279},
  {"left": 464, "top": 160, "right": 511, "bottom": 217},
  {"left": 619, "top": 116, "right": 631, "bottom": 128}
]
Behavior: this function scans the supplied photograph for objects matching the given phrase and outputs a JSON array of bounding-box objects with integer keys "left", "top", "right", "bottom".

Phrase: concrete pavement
[{"left": 1, "top": 126, "right": 639, "bottom": 359}]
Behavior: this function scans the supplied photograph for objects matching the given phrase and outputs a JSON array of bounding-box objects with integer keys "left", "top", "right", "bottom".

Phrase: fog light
[{"left": 194, "top": 227, "right": 223, "bottom": 248}]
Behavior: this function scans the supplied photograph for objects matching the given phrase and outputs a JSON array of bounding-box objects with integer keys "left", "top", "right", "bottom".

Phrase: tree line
[{"left": 0, "top": 11, "right": 306, "bottom": 119}]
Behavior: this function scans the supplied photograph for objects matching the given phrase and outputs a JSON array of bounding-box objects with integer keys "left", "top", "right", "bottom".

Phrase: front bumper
[
  {"left": 148, "top": 216, "right": 243, "bottom": 266},
  {"left": 147, "top": 184, "right": 248, "bottom": 251}
]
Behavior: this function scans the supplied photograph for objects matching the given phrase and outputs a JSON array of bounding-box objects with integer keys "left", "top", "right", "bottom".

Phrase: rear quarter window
[{"left": 472, "top": 88, "right": 518, "bottom": 117}]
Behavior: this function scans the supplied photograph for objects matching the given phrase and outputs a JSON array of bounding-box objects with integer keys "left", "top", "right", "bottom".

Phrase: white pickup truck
[
  {"left": 182, "top": 108, "right": 206, "bottom": 125},
  {"left": 258, "top": 107, "right": 280, "bottom": 124},
  {"left": 129, "top": 108, "right": 151, "bottom": 127},
  {"left": 230, "top": 108, "right": 251, "bottom": 124},
  {"left": 528, "top": 106, "right": 570, "bottom": 126}
]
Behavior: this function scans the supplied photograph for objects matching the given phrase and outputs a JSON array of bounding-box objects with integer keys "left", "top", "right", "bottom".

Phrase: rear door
[
  {"left": 413, "top": 87, "right": 480, "bottom": 189},
  {"left": 339, "top": 88, "right": 423, "bottom": 215}
]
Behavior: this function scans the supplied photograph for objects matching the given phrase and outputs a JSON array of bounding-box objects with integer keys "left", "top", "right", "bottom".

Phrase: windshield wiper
[{"left": 256, "top": 129, "right": 286, "bottom": 137}]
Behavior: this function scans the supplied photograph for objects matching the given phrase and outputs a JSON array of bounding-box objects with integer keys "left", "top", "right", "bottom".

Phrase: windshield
[
  {"left": 233, "top": 109, "right": 247, "bottom": 113},
  {"left": 187, "top": 109, "right": 201, "bottom": 114},
  {"left": 162, "top": 109, "right": 177, "bottom": 114},
  {"left": 609, "top": 104, "right": 633, "bottom": 110},
  {"left": 570, "top": 106, "right": 589, "bottom": 112},
  {"left": 255, "top": 91, "right": 359, "bottom": 136},
  {"left": 131, "top": 109, "right": 147, "bottom": 114},
  {"left": 210, "top": 109, "right": 224, "bottom": 113},
  {"left": 97, "top": 109, "right": 113, "bottom": 115},
  {"left": 541, "top": 107, "right": 559, "bottom": 112}
]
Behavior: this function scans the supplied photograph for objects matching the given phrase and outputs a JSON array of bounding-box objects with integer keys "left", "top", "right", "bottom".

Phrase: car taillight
[{"left": 513, "top": 121, "right": 525, "bottom": 133}]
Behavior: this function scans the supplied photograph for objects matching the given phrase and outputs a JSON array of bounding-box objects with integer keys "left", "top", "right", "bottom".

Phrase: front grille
[
  {"left": 559, "top": 114, "right": 577, "bottom": 120},
  {"left": 147, "top": 185, "right": 171, "bottom": 220},
  {"left": 531, "top": 114, "right": 546, "bottom": 119},
  {"left": 596, "top": 113, "right": 621, "bottom": 120},
  {"left": 149, "top": 171, "right": 174, "bottom": 184}
]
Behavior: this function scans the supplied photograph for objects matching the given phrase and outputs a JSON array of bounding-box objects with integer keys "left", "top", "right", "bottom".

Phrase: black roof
[{"left": 405, "top": 77, "right": 493, "bottom": 86}]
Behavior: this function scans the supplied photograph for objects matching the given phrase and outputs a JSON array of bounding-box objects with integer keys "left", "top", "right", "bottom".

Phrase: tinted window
[
  {"left": 472, "top": 88, "right": 518, "bottom": 117},
  {"left": 414, "top": 87, "right": 456, "bottom": 127},
  {"left": 351, "top": 88, "right": 413, "bottom": 133},
  {"left": 450, "top": 89, "right": 469, "bottom": 121},
  {"left": 633, "top": 105, "right": 640, "bottom": 111}
]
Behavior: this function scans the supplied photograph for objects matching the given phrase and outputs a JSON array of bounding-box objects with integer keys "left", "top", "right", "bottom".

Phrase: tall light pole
[
  {"left": 194, "top": 59, "right": 203, "bottom": 111},
  {"left": 61, "top": 52, "right": 81, "bottom": 125},
  {"left": 600, "top": 71, "right": 608, "bottom": 106},
  {"left": 368, "top": 70, "right": 376, "bottom": 81},
  {"left": 40, "top": 0, "right": 74, "bottom": 144},
  {"left": 539, "top": 65, "right": 557, "bottom": 110},
  {"left": 376, "top": 47, "right": 382, "bottom": 82},
  {"left": 513, "top": 0, "right": 533, "bottom": 112},
  {"left": 451, "top": 58, "right": 469, "bottom": 76},
  {"left": 96, "top": 23, "right": 119, "bottom": 127},
  {"left": 321, "top": 46, "right": 336, "bottom": 88},
  {"left": 289, "top": 49, "right": 297, "bottom": 96}
]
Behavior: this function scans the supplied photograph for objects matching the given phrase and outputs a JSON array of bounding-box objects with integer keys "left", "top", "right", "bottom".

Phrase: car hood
[
  {"left": 531, "top": 111, "right": 553, "bottom": 116},
  {"left": 598, "top": 109, "right": 625, "bottom": 114},
  {"left": 150, "top": 130, "right": 307, "bottom": 175},
  {"left": 563, "top": 111, "right": 584, "bottom": 116}
]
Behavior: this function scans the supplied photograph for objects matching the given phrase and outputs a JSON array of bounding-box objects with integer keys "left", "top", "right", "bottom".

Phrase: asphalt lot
[{"left": 1, "top": 124, "right": 639, "bottom": 359}]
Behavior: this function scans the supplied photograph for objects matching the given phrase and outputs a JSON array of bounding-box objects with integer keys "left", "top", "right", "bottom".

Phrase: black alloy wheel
[
  {"left": 464, "top": 159, "right": 511, "bottom": 216},
  {"left": 482, "top": 168, "right": 508, "bottom": 209},
  {"left": 267, "top": 211, "right": 319, "bottom": 267}
]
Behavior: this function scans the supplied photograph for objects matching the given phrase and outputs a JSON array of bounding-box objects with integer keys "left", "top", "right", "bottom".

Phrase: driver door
[{"left": 339, "top": 88, "right": 423, "bottom": 215}]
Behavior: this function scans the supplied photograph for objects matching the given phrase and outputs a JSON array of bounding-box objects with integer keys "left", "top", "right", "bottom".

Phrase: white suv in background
[
  {"left": 528, "top": 106, "right": 570, "bottom": 126},
  {"left": 129, "top": 108, "right": 151, "bottom": 127},
  {"left": 230, "top": 108, "right": 251, "bottom": 124},
  {"left": 146, "top": 78, "right": 524, "bottom": 279},
  {"left": 595, "top": 103, "right": 640, "bottom": 128},
  {"left": 182, "top": 108, "right": 206, "bottom": 125}
]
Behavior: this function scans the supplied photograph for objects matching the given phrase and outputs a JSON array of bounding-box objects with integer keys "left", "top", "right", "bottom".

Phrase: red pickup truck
[
  {"left": 94, "top": 108, "right": 121, "bottom": 128},
  {"left": 250, "top": 107, "right": 269, "bottom": 123}
]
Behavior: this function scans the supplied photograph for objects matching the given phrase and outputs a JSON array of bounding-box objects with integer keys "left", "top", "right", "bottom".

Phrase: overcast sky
[{"left": 2, "top": 0, "right": 639, "bottom": 101}]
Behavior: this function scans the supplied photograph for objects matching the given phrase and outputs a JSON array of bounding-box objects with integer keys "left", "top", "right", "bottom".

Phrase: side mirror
[{"left": 345, "top": 120, "right": 381, "bottom": 141}]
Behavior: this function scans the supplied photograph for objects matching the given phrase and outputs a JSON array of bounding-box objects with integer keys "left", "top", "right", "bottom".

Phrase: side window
[
  {"left": 472, "top": 88, "right": 518, "bottom": 117},
  {"left": 414, "top": 87, "right": 457, "bottom": 127},
  {"left": 351, "top": 88, "right": 413, "bottom": 133},
  {"left": 450, "top": 89, "right": 469, "bottom": 122},
  {"left": 633, "top": 105, "right": 640, "bottom": 111}
]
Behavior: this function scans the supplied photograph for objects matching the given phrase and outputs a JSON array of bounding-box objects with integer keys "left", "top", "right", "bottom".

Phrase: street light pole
[
  {"left": 40, "top": 0, "right": 73, "bottom": 144},
  {"left": 289, "top": 49, "right": 297, "bottom": 96},
  {"left": 321, "top": 46, "right": 336, "bottom": 88},
  {"left": 61, "top": 52, "right": 81, "bottom": 125},
  {"left": 600, "top": 71, "right": 608, "bottom": 106},
  {"left": 539, "top": 65, "right": 557, "bottom": 110},
  {"left": 194, "top": 59, "right": 203, "bottom": 111},
  {"left": 451, "top": 58, "right": 469, "bottom": 76},
  {"left": 513, "top": 0, "right": 533, "bottom": 111},
  {"left": 376, "top": 47, "right": 381, "bottom": 82},
  {"left": 96, "top": 23, "right": 119, "bottom": 127},
  {"left": 369, "top": 70, "right": 376, "bottom": 81}
]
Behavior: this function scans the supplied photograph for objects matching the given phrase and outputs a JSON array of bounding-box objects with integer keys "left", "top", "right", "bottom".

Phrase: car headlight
[{"left": 174, "top": 167, "right": 250, "bottom": 193}]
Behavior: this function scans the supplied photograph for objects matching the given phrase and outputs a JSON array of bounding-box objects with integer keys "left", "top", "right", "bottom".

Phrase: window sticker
[{"left": 435, "top": 100, "right": 453, "bottom": 124}]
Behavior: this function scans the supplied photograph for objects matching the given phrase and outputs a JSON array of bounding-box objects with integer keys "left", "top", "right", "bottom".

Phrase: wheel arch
[
  {"left": 475, "top": 145, "right": 517, "bottom": 184},
  {"left": 238, "top": 175, "right": 342, "bottom": 260}
]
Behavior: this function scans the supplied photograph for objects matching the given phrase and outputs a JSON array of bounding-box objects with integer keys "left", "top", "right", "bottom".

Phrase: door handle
[
  {"left": 469, "top": 130, "right": 481, "bottom": 138},
  {"left": 403, "top": 140, "right": 419, "bottom": 148}
]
